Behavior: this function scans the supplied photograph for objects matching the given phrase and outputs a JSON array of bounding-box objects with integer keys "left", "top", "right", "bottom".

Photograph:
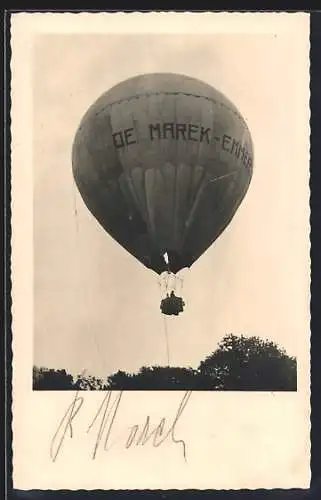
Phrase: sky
[{"left": 33, "top": 31, "right": 310, "bottom": 378}]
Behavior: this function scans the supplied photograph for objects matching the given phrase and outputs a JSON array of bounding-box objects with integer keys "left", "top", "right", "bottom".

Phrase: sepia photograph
[
  {"left": 11, "top": 13, "right": 310, "bottom": 490},
  {"left": 32, "top": 27, "right": 305, "bottom": 392}
]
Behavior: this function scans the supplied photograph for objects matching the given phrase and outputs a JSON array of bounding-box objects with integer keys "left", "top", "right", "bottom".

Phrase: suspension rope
[
  {"left": 164, "top": 272, "right": 170, "bottom": 295},
  {"left": 157, "top": 267, "right": 191, "bottom": 367},
  {"left": 162, "top": 314, "right": 170, "bottom": 366},
  {"left": 73, "top": 186, "right": 108, "bottom": 380},
  {"left": 72, "top": 187, "right": 79, "bottom": 234},
  {"left": 156, "top": 275, "right": 171, "bottom": 366}
]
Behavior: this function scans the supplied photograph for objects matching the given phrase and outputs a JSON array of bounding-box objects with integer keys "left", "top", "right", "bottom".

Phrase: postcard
[{"left": 11, "top": 12, "right": 310, "bottom": 490}]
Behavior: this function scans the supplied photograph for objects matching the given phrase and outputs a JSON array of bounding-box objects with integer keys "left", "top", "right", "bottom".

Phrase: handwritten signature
[{"left": 50, "top": 390, "right": 192, "bottom": 462}]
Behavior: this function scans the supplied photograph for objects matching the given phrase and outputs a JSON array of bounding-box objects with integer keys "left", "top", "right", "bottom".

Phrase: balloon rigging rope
[
  {"left": 157, "top": 277, "right": 171, "bottom": 366},
  {"left": 208, "top": 170, "right": 239, "bottom": 184},
  {"left": 73, "top": 187, "right": 108, "bottom": 381},
  {"left": 173, "top": 275, "right": 177, "bottom": 292},
  {"left": 163, "top": 314, "right": 171, "bottom": 367},
  {"left": 164, "top": 273, "right": 170, "bottom": 294},
  {"left": 178, "top": 275, "right": 184, "bottom": 295},
  {"left": 72, "top": 188, "right": 79, "bottom": 234}
]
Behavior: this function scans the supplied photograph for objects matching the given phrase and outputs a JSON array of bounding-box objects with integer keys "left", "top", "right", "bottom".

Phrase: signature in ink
[
  {"left": 50, "top": 388, "right": 84, "bottom": 462},
  {"left": 50, "top": 390, "right": 192, "bottom": 462}
]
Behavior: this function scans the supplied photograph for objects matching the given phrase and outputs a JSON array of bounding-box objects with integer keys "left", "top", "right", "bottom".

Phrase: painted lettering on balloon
[
  {"left": 200, "top": 127, "right": 211, "bottom": 144},
  {"left": 230, "top": 138, "right": 241, "bottom": 157},
  {"left": 149, "top": 123, "right": 211, "bottom": 144},
  {"left": 221, "top": 134, "right": 252, "bottom": 171},
  {"left": 149, "top": 123, "right": 161, "bottom": 140},
  {"left": 188, "top": 124, "right": 198, "bottom": 141},
  {"left": 163, "top": 122, "right": 175, "bottom": 139},
  {"left": 111, "top": 123, "right": 253, "bottom": 171},
  {"left": 112, "top": 127, "right": 137, "bottom": 150},
  {"left": 222, "top": 134, "right": 232, "bottom": 152},
  {"left": 176, "top": 123, "right": 187, "bottom": 140}
]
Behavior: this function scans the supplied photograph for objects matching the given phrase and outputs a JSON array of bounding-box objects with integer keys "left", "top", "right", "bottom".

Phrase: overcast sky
[{"left": 33, "top": 31, "right": 310, "bottom": 378}]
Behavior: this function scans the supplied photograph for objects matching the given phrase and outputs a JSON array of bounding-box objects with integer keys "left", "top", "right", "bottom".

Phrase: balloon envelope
[{"left": 72, "top": 73, "right": 253, "bottom": 274}]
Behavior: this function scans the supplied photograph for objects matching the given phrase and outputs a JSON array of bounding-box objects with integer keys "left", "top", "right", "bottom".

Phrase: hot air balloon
[{"left": 72, "top": 73, "right": 253, "bottom": 315}]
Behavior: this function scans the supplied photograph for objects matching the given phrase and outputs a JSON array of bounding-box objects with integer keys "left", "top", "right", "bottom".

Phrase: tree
[
  {"left": 32, "top": 333, "right": 297, "bottom": 391},
  {"left": 198, "top": 334, "right": 297, "bottom": 391},
  {"left": 106, "top": 370, "right": 135, "bottom": 390},
  {"left": 32, "top": 366, "right": 75, "bottom": 390},
  {"left": 73, "top": 373, "right": 109, "bottom": 390},
  {"left": 106, "top": 366, "right": 202, "bottom": 390}
]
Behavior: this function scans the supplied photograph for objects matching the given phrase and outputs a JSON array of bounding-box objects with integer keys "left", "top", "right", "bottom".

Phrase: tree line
[{"left": 33, "top": 334, "right": 297, "bottom": 391}]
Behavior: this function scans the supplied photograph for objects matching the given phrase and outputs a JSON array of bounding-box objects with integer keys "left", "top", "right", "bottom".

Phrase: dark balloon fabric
[{"left": 72, "top": 73, "right": 254, "bottom": 274}]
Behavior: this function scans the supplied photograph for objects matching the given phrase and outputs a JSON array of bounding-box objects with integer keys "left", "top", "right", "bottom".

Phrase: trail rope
[
  {"left": 73, "top": 186, "right": 108, "bottom": 379},
  {"left": 163, "top": 314, "right": 170, "bottom": 367}
]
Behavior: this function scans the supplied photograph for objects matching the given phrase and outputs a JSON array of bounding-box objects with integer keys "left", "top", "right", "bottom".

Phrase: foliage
[
  {"left": 107, "top": 366, "right": 201, "bottom": 390},
  {"left": 32, "top": 366, "right": 75, "bottom": 390},
  {"left": 198, "top": 334, "right": 297, "bottom": 391},
  {"left": 73, "top": 373, "right": 109, "bottom": 390},
  {"left": 33, "top": 333, "right": 297, "bottom": 391}
]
